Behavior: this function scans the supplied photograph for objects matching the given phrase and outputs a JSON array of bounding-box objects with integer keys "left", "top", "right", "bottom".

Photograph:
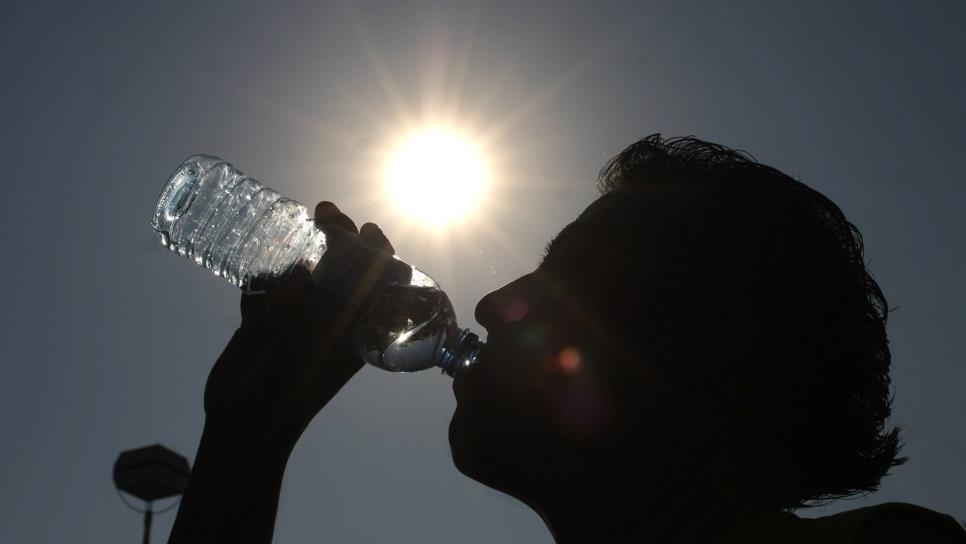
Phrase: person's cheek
[
  {"left": 521, "top": 321, "right": 552, "bottom": 354},
  {"left": 550, "top": 378, "right": 614, "bottom": 442},
  {"left": 520, "top": 335, "right": 614, "bottom": 440}
]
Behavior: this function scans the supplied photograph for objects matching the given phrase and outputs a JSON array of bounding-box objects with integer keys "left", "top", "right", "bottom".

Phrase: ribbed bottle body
[{"left": 151, "top": 155, "right": 326, "bottom": 292}]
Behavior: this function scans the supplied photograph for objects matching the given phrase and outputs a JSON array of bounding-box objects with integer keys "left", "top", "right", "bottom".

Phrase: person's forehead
[
  {"left": 575, "top": 191, "right": 628, "bottom": 226},
  {"left": 543, "top": 186, "right": 713, "bottom": 265},
  {"left": 544, "top": 192, "right": 654, "bottom": 261},
  {"left": 576, "top": 185, "right": 702, "bottom": 226}
]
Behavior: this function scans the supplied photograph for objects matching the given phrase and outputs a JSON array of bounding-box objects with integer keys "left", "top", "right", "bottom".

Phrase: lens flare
[{"left": 558, "top": 347, "right": 581, "bottom": 373}]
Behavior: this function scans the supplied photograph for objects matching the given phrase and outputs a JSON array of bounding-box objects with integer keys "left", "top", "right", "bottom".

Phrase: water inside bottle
[{"left": 357, "top": 281, "right": 459, "bottom": 372}]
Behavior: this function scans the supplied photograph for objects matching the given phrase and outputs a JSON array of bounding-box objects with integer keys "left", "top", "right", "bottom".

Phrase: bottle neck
[{"left": 438, "top": 329, "right": 483, "bottom": 377}]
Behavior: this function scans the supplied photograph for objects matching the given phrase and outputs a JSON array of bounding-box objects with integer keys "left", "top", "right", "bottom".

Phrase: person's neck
[{"left": 532, "top": 483, "right": 770, "bottom": 544}]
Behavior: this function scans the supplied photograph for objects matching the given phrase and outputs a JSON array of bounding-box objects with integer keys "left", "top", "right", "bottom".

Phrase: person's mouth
[{"left": 452, "top": 345, "right": 485, "bottom": 401}]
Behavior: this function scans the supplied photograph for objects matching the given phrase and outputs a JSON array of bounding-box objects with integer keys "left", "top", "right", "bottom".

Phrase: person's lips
[{"left": 452, "top": 345, "right": 485, "bottom": 401}]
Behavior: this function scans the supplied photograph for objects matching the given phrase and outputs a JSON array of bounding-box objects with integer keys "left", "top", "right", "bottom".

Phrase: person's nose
[{"left": 474, "top": 274, "right": 534, "bottom": 332}]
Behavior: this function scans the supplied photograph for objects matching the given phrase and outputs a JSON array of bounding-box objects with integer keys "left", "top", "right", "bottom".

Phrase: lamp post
[{"left": 113, "top": 445, "right": 190, "bottom": 544}]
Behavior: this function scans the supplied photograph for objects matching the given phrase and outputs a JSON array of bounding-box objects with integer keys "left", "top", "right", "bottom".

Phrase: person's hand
[
  {"left": 201, "top": 201, "right": 396, "bottom": 458},
  {"left": 170, "top": 201, "right": 396, "bottom": 544}
]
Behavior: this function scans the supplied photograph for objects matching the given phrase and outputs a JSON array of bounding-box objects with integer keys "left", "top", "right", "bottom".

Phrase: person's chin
[
  {"left": 448, "top": 408, "right": 486, "bottom": 481},
  {"left": 448, "top": 411, "right": 472, "bottom": 475}
]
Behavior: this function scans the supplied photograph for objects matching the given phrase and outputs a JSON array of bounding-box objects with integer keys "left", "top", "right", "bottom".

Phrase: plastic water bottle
[{"left": 151, "top": 154, "right": 482, "bottom": 376}]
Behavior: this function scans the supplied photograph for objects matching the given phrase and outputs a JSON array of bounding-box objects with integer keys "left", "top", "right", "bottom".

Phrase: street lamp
[{"left": 113, "top": 444, "right": 190, "bottom": 544}]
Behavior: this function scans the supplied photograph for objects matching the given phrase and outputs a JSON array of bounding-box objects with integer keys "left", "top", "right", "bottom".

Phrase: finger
[
  {"left": 264, "top": 269, "right": 326, "bottom": 352},
  {"left": 265, "top": 266, "right": 314, "bottom": 313},
  {"left": 359, "top": 222, "right": 395, "bottom": 255},
  {"left": 314, "top": 201, "right": 358, "bottom": 234}
]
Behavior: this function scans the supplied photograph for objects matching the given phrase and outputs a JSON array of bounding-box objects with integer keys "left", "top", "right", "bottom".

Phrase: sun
[{"left": 383, "top": 127, "right": 487, "bottom": 229}]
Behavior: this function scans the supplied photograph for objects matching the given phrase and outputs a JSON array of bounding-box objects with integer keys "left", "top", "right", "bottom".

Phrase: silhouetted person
[{"left": 168, "top": 135, "right": 966, "bottom": 543}]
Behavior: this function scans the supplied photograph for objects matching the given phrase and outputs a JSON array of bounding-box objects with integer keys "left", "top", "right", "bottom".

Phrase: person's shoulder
[
  {"left": 827, "top": 502, "right": 966, "bottom": 544},
  {"left": 716, "top": 503, "right": 965, "bottom": 544}
]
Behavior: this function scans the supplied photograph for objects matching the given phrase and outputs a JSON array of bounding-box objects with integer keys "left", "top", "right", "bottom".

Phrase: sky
[{"left": 1, "top": 1, "right": 964, "bottom": 542}]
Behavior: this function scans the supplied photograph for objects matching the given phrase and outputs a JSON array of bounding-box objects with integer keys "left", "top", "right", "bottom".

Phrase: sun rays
[{"left": 215, "top": 2, "right": 627, "bottom": 291}]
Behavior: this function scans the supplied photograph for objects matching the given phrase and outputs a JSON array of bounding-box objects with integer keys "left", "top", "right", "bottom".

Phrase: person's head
[{"left": 449, "top": 134, "right": 905, "bottom": 522}]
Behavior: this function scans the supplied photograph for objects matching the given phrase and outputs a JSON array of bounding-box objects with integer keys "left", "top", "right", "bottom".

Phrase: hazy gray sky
[{"left": 1, "top": 1, "right": 964, "bottom": 542}]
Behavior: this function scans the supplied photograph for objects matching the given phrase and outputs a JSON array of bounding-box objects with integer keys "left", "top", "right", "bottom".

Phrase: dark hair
[{"left": 597, "top": 134, "right": 906, "bottom": 510}]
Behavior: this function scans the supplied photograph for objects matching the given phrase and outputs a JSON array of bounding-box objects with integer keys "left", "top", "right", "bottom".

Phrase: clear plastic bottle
[{"left": 151, "top": 154, "right": 481, "bottom": 376}]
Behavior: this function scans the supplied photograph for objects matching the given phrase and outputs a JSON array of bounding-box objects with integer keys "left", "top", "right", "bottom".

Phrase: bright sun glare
[{"left": 384, "top": 128, "right": 487, "bottom": 228}]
